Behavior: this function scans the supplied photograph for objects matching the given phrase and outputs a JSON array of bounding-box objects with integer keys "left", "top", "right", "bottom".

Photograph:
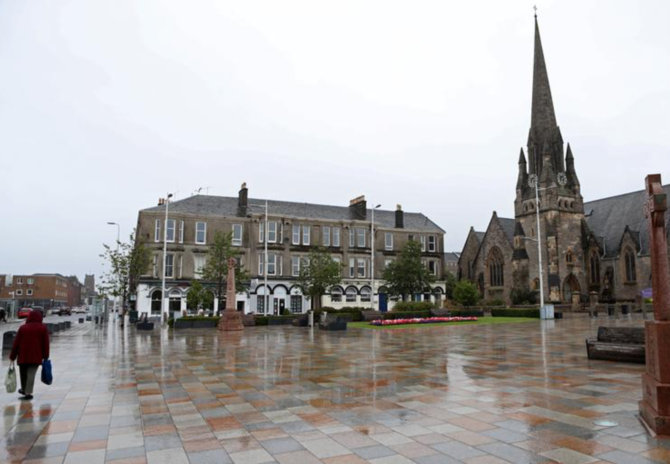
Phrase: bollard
[
  {"left": 308, "top": 311, "right": 314, "bottom": 328},
  {"left": 2, "top": 331, "right": 16, "bottom": 350}
]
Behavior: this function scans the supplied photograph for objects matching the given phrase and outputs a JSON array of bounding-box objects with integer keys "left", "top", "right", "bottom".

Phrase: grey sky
[{"left": 2, "top": 0, "right": 669, "bottom": 282}]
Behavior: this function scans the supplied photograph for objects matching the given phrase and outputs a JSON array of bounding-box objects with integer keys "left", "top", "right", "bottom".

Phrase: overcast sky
[{"left": 1, "top": 0, "right": 669, "bottom": 282}]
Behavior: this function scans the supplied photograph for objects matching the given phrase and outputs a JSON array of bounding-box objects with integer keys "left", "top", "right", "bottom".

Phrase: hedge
[
  {"left": 392, "top": 301, "right": 437, "bottom": 311},
  {"left": 491, "top": 309, "right": 540, "bottom": 318},
  {"left": 449, "top": 309, "right": 485, "bottom": 317},
  {"left": 254, "top": 315, "right": 296, "bottom": 326},
  {"left": 313, "top": 307, "right": 364, "bottom": 321},
  {"left": 381, "top": 310, "right": 432, "bottom": 320},
  {"left": 168, "top": 316, "right": 220, "bottom": 328}
]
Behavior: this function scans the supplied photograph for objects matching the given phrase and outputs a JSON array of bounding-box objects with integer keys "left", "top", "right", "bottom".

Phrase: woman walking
[{"left": 9, "top": 310, "right": 50, "bottom": 400}]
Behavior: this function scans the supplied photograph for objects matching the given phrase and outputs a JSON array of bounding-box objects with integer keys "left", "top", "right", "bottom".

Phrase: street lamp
[
  {"left": 107, "top": 222, "right": 121, "bottom": 320},
  {"left": 370, "top": 204, "right": 382, "bottom": 310},
  {"left": 527, "top": 173, "right": 567, "bottom": 317},
  {"left": 249, "top": 202, "right": 269, "bottom": 315},
  {"left": 160, "top": 193, "right": 173, "bottom": 326}
]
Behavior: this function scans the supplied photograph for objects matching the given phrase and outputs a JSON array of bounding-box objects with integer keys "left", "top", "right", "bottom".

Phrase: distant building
[
  {"left": 135, "top": 184, "right": 447, "bottom": 317},
  {"left": 443, "top": 252, "right": 460, "bottom": 277},
  {"left": 0, "top": 274, "right": 72, "bottom": 309},
  {"left": 84, "top": 274, "right": 97, "bottom": 304},
  {"left": 458, "top": 16, "right": 670, "bottom": 305},
  {"left": 66, "top": 276, "right": 83, "bottom": 307}
]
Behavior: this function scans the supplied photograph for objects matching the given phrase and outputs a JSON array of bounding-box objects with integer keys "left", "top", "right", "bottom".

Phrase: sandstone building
[
  {"left": 135, "top": 185, "right": 446, "bottom": 317},
  {"left": 458, "top": 16, "right": 670, "bottom": 306}
]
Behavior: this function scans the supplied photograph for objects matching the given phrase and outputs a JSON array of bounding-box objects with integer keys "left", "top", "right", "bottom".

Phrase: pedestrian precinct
[{"left": 9, "top": 310, "right": 50, "bottom": 400}]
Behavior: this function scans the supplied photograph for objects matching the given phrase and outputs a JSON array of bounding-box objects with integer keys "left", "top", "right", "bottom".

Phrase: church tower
[{"left": 514, "top": 14, "right": 586, "bottom": 303}]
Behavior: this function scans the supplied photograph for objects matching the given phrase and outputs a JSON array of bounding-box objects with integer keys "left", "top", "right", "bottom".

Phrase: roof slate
[
  {"left": 142, "top": 195, "right": 444, "bottom": 233},
  {"left": 584, "top": 184, "right": 670, "bottom": 257}
]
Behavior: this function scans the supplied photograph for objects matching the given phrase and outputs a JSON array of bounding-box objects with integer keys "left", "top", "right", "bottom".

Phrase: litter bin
[
  {"left": 129, "top": 310, "right": 139, "bottom": 324},
  {"left": 3, "top": 331, "right": 16, "bottom": 350}
]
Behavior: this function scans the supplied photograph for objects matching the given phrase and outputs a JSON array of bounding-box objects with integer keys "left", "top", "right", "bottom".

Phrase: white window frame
[
  {"left": 349, "top": 258, "right": 355, "bottom": 278},
  {"left": 193, "top": 254, "right": 206, "bottom": 279},
  {"left": 195, "top": 222, "right": 207, "bottom": 245},
  {"left": 292, "top": 256, "right": 301, "bottom": 277},
  {"left": 27, "top": 278, "right": 34, "bottom": 285},
  {"left": 267, "top": 254, "right": 277, "bottom": 276},
  {"left": 385, "top": 232, "right": 393, "bottom": 251},
  {"left": 322, "top": 226, "right": 330, "bottom": 247},
  {"left": 268, "top": 221, "right": 278, "bottom": 243},
  {"left": 331, "top": 288, "right": 342, "bottom": 302},
  {"left": 166, "top": 219, "right": 176, "bottom": 243},
  {"left": 385, "top": 259, "right": 393, "bottom": 269},
  {"left": 428, "top": 235, "right": 436, "bottom": 252},
  {"left": 349, "top": 229, "right": 355, "bottom": 247},
  {"left": 165, "top": 254, "right": 174, "bottom": 278},
  {"left": 179, "top": 220, "right": 184, "bottom": 243},
  {"left": 17, "top": 278, "right": 23, "bottom": 284},
  {"left": 259, "top": 222, "right": 265, "bottom": 243},
  {"left": 346, "top": 288, "right": 357, "bottom": 303},
  {"left": 420, "top": 235, "right": 426, "bottom": 252},
  {"left": 360, "top": 287, "right": 371, "bottom": 303},
  {"left": 232, "top": 224, "right": 243, "bottom": 246},
  {"left": 27, "top": 289, "right": 33, "bottom": 296},
  {"left": 333, "top": 227, "right": 341, "bottom": 247},
  {"left": 357, "top": 228, "right": 366, "bottom": 248},
  {"left": 153, "top": 254, "right": 159, "bottom": 277},
  {"left": 302, "top": 225, "right": 310, "bottom": 245},
  {"left": 16, "top": 289, "right": 22, "bottom": 296},
  {"left": 290, "top": 295, "right": 303, "bottom": 313},
  {"left": 292, "top": 225, "right": 300, "bottom": 245},
  {"left": 258, "top": 254, "right": 264, "bottom": 276},
  {"left": 154, "top": 219, "right": 161, "bottom": 243},
  {"left": 357, "top": 258, "right": 366, "bottom": 278},
  {"left": 177, "top": 255, "right": 183, "bottom": 278}
]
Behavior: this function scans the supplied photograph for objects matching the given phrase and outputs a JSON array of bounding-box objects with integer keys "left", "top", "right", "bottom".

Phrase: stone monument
[
  {"left": 218, "top": 258, "right": 244, "bottom": 332},
  {"left": 639, "top": 174, "right": 670, "bottom": 435}
]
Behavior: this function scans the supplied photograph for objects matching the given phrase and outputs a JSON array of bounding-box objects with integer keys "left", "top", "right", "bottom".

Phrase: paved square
[{"left": 0, "top": 316, "right": 668, "bottom": 463}]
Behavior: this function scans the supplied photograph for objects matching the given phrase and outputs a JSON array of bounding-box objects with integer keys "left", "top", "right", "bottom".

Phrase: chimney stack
[
  {"left": 238, "top": 182, "right": 248, "bottom": 217},
  {"left": 349, "top": 195, "right": 367, "bottom": 220},
  {"left": 395, "top": 204, "right": 404, "bottom": 229}
]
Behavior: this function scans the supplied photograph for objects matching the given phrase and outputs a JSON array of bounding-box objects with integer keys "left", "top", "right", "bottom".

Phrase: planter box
[
  {"left": 327, "top": 313, "right": 353, "bottom": 323},
  {"left": 136, "top": 322, "right": 154, "bottom": 331},
  {"left": 174, "top": 319, "right": 193, "bottom": 329},
  {"left": 268, "top": 318, "right": 294, "bottom": 326},
  {"left": 192, "top": 320, "right": 217, "bottom": 329}
]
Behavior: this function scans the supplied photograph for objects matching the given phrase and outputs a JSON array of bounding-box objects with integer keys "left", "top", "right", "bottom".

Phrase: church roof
[
  {"left": 475, "top": 231, "right": 486, "bottom": 243},
  {"left": 584, "top": 184, "right": 670, "bottom": 258},
  {"left": 142, "top": 195, "right": 445, "bottom": 233},
  {"left": 498, "top": 217, "right": 517, "bottom": 245}
]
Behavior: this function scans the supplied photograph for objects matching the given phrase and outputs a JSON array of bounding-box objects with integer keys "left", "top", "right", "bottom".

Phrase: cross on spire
[{"left": 534, "top": 5, "right": 538, "bottom": 17}]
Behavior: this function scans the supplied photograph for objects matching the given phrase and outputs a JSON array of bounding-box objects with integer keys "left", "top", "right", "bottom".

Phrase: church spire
[{"left": 530, "top": 15, "right": 557, "bottom": 141}]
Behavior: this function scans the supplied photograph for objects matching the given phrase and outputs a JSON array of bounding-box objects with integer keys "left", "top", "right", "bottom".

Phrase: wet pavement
[{"left": 0, "top": 315, "right": 668, "bottom": 464}]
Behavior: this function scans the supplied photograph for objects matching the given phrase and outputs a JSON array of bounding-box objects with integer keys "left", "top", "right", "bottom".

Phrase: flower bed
[{"left": 370, "top": 316, "right": 478, "bottom": 326}]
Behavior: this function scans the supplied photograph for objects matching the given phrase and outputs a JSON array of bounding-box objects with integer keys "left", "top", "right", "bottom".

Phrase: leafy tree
[
  {"left": 186, "top": 280, "right": 204, "bottom": 310},
  {"left": 381, "top": 240, "right": 435, "bottom": 301},
  {"left": 100, "top": 231, "right": 152, "bottom": 315},
  {"left": 296, "top": 247, "right": 342, "bottom": 310},
  {"left": 510, "top": 285, "right": 537, "bottom": 305},
  {"left": 200, "top": 231, "right": 248, "bottom": 312},
  {"left": 453, "top": 280, "right": 481, "bottom": 307},
  {"left": 444, "top": 271, "right": 457, "bottom": 300}
]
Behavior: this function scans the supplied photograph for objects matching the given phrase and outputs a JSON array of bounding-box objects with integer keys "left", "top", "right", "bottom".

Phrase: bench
[{"left": 586, "top": 326, "right": 645, "bottom": 363}]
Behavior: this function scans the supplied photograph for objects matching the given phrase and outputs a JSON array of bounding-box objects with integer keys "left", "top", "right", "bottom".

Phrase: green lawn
[{"left": 348, "top": 317, "right": 538, "bottom": 330}]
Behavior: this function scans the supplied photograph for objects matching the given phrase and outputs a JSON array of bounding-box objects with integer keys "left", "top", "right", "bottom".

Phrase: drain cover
[{"left": 594, "top": 420, "right": 619, "bottom": 427}]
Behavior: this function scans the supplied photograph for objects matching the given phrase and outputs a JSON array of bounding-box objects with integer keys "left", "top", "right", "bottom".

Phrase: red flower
[{"left": 370, "top": 317, "right": 477, "bottom": 326}]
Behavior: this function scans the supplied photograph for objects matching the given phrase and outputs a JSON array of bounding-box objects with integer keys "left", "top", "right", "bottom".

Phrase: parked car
[
  {"left": 18, "top": 307, "right": 32, "bottom": 319},
  {"left": 74, "top": 306, "right": 86, "bottom": 314},
  {"left": 58, "top": 307, "right": 72, "bottom": 316}
]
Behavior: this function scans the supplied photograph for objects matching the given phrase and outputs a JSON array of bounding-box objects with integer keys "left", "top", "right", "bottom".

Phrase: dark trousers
[{"left": 19, "top": 364, "right": 39, "bottom": 395}]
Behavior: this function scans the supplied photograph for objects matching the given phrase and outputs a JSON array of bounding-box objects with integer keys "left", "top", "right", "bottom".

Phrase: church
[{"left": 457, "top": 16, "right": 670, "bottom": 306}]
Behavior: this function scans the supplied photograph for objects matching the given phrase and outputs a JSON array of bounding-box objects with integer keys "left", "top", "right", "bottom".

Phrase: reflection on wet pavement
[{"left": 0, "top": 316, "right": 667, "bottom": 463}]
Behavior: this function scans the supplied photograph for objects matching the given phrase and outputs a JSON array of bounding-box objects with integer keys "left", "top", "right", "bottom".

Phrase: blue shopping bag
[{"left": 41, "top": 359, "right": 53, "bottom": 385}]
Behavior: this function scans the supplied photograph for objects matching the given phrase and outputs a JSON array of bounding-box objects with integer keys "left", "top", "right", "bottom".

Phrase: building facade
[
  {"left": 0, "top": 274, "right": 72, "bottom": 309},
  {"left": 458, "top": 16, "right": 670, "bottom": 305},
  {"left": 135, "top": 185, "right": 447, "bottom": 317}
]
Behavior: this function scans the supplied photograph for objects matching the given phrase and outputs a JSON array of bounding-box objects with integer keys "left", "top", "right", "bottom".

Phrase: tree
[
  {"left": 382, "top": 240, "right": 435, "bottom": 301},
  {"left": 186, "top": 280, "right": 205, "bottom": 311},
  {"left": 444, "top": 271, "right": 457, "bottom": 300},
  {"left": 100, "top": 231, "right": 152, "bottom": 315},
  {"left": 453, "top": 280, "right": 481, "bottom": 307},
  {"left": 200, "top": 231, "right": 248, "bottom": 312},
  {"left": 296, "top": 247, "right": 342, "bottom": 310}
]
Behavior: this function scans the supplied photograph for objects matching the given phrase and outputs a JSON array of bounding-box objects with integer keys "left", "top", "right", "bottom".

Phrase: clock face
[
  {"left": 528, "top": 174, "right": 539, "bottom": 188},
  {"left": 557, "top": 172, "right": 568, "bottom": 187}
]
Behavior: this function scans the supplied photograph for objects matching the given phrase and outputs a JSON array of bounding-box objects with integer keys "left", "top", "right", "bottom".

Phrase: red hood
[{"left": 26, "top": 310, "right": 44, "bottom": 323}]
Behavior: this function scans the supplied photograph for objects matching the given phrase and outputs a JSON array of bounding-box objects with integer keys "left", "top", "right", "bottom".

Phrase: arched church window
[
  {"left": 566, "top": 250, "right": 574, "bottom": 264},
  {"left": 589, "top": 252, "right": 600, "bottom": 285},
  {"left": 487, "top": 247, "right": 504, "bottom": 287},
  {"left": 625, "top": 248, "right": 637, "bottom": 282}
]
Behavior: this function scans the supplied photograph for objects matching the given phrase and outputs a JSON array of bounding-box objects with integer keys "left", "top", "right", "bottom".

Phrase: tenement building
[
  {"left": 458, "top": 16, "right": 670, "bottom": 306},
  {"left": 0, "top": 274, "right": 73, "bottom": 310},
  {"left": 135, "top": 184, "right": 446, "bottom": 317}
]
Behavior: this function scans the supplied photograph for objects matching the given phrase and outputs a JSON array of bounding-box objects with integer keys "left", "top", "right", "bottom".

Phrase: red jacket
[{"left": 10, "top": 311, "right": 50, "bottom": 365}]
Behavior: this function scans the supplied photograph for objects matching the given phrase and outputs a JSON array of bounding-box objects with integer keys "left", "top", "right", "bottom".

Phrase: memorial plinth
[
  {"left": 219, "top": 258, "right": 244, "bottom": 332},
  {"left": 639, "top": 174, "right": 670, "bottom": 436}
]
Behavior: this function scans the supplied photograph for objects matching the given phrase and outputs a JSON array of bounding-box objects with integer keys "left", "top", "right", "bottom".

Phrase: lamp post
[
  {"left": 250, "top": 202, "right": 269, "bottom": 315},
  {"left": 370, "top": 204, "right": 382, "bottom": 310},
  {"left": 160, "top": 194, "right": 173, "bottom": 326},
  {"left": 107, "top": 222, "right": 121, "bottom": 321}
]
